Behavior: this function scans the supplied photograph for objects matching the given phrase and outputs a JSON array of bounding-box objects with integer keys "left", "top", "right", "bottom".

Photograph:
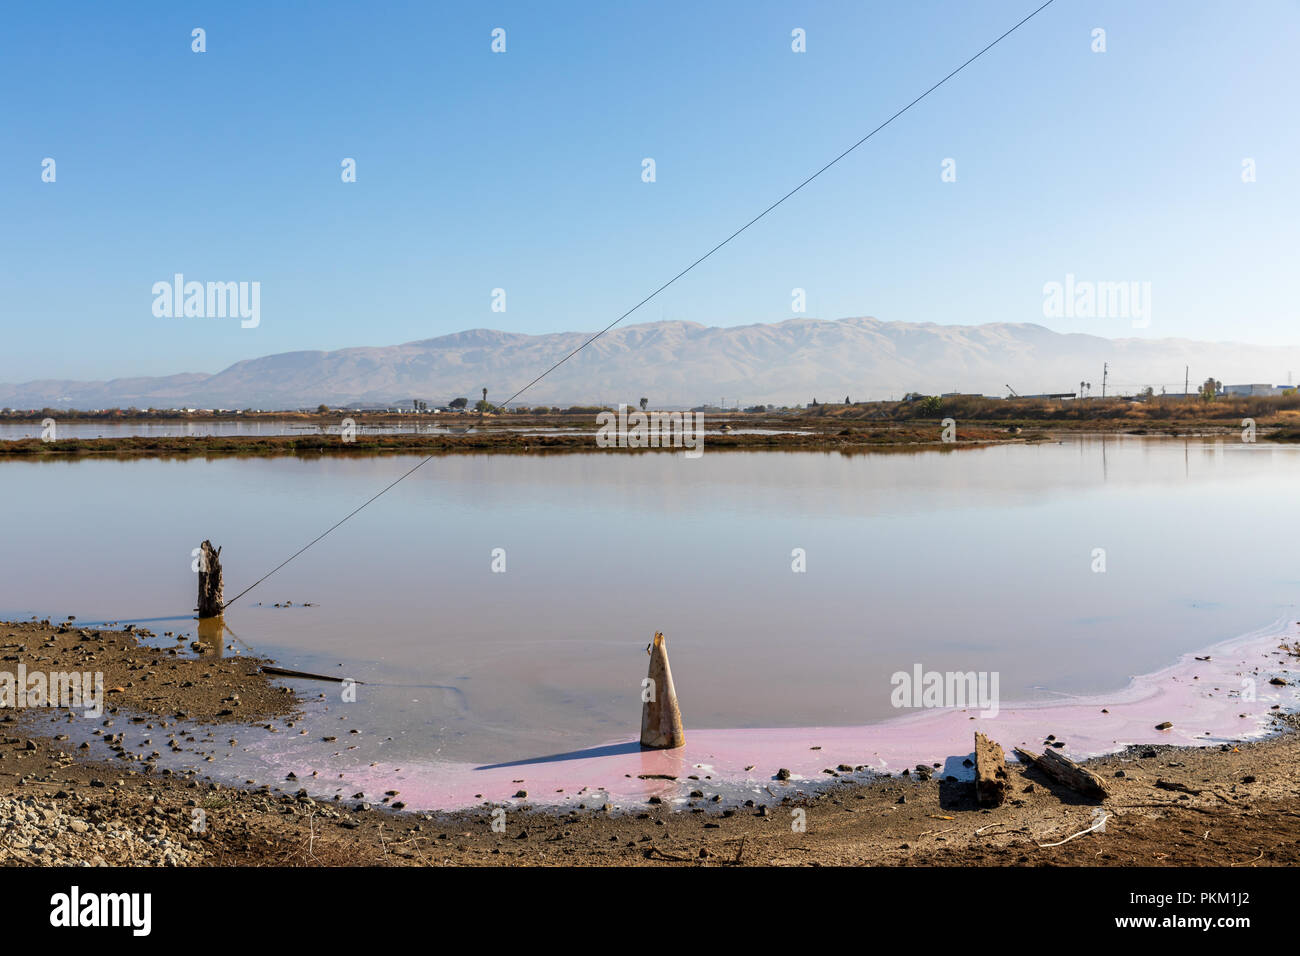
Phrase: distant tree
[
  {"left": 1200, "top": 377, "right": 1222, "bottom": 401},
  {"left": 316, "top": 404, "right": 329, "bottom": 414},
  {"left": 811, "top": 397, "right": 818, "bottom": 406},
  {"left": 639, "top": 397, "right": 648, "bottom": 412},
  {"left": 844, "top": 396, "right": 850, "bottom": 404},
  {"left": 449, "top": 397, "right": 468, "bottom": 409},
  {"left": 919, "top": 395, "right": 943, "bottom": 415}
]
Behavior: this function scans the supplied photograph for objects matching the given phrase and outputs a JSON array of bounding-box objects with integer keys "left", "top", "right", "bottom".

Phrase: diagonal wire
[
  {"left": 498, "top": 0, "right": 1058, "bottom": 409},
  {"left": 222, "top": 0, "right": 1058, "bottom": 609}
]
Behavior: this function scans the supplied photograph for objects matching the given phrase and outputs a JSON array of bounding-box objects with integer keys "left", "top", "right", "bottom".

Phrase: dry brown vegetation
[{"left": 806, "top": 393, "right": 1300, "bottom": 432}]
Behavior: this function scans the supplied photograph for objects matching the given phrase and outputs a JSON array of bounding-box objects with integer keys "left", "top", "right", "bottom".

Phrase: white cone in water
[{"left": 641, "top": 631, "right": 685, "bottom": 749}]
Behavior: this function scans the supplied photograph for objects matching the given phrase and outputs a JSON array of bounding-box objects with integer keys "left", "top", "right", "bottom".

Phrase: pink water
[
  {"left": 6, "top": 438, "right": 1300, "bottom": 809},
  {"left": 252, "top": 619, "right": 1299, "bottom": 810}
]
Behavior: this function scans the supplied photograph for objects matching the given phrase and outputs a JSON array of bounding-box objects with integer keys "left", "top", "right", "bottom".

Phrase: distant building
[{"left": 1223, "top": 384, "right": 1286, "bottom": 397}]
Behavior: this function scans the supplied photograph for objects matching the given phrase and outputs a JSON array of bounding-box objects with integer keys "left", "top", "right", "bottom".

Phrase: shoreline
[
  {"left": 0, "top": 423, "right": 1023, "bottom": 459},
  {"left": 201, "top": 617, "right": 1300, "bottom": 812},
  {"left": 1, "top": 416, "right": 1293, "bottom": 460},
  {"left": 2, "top": 615, "right": 1298, "bottom": 866}
]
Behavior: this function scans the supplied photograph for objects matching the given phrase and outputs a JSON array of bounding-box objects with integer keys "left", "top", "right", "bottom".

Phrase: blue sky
[{"left": 1, "top": 0, "right": 1296, "bottom": 381}]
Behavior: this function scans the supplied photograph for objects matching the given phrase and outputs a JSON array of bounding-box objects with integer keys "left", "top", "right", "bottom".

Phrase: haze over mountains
[{"left": 3, "top": 317, "right": 1297, "bottom": 410}]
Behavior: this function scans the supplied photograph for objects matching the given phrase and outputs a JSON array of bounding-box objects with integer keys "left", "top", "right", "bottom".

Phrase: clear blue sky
[{"left": 1, "top": 0, "right": 1296, "bottom": 381}]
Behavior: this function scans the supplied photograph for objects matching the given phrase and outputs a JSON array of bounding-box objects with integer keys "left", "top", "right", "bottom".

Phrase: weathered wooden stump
[
  {"left": 196, "top": 539, "right": 224, "bottom": 619},
  {"left": 974, "top": 732, "right": 1009, "bottom": 807},
  {"left": 1014, "top": 745, "right": 1109, "bottom": 800},
  {"left": 640, "top": 631, "right": 685, "bottom": 749}
]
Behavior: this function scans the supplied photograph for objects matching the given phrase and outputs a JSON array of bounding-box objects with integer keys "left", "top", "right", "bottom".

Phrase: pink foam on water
[{"left": 262, "top": 621, "right": 1300, "bottom": 812}]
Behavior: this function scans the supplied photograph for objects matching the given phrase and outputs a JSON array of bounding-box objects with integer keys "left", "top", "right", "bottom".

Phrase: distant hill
[{"left": 2, "top": 317, "right": 1297, "bottom": 409}]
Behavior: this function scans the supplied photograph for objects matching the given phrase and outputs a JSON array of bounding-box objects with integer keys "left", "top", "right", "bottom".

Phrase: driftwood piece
[
  {"left": 1014, "top": 746, "right": 1109, "bottom": 800},
  {"left": 640, "top": 631, "right": 685, "bottom": 749},
  {"left": 197, "top": 540, "right": 224, "bottom": 618},
  {"left": 974, "top": 732, "right": 1009, "bottom": 807},
  {"left": 260, "top": 665, "right": 362, "bottom": 683}
]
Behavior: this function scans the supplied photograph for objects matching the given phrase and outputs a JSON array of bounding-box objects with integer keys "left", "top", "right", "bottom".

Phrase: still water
[
  {"left": 0, "top": 420, "right": 465, "bottom": 439},
  {"left": 0, "top": 421, "right": 806, "bottom": 439},
  {"left": 2, "top": 437, "right": 1297, "bottom": 783}
]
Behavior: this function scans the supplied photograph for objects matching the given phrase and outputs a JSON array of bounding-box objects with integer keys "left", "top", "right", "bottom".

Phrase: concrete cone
[{"left": 640, "top": 631, "right": 685, "bottom": 749}]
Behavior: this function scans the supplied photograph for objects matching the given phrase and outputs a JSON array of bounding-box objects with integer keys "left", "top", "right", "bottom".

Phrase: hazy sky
[{"left": 2, "top": 0, "right": 1296, "bottom": 381}]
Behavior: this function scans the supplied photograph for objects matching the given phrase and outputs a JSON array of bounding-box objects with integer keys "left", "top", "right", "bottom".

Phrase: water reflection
[{"left": 0, "top": 436, "right": 1295, "bottom": 767}]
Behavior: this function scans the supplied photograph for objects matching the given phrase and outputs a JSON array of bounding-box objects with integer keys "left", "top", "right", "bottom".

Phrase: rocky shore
[{"left": 2, "top": 618, "right": 1297, "bottom": 867}]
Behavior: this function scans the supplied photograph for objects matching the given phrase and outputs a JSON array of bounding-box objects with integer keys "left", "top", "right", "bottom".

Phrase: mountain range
[{"left": 2, "top": 317, "right": 1296, "bottom": 409}]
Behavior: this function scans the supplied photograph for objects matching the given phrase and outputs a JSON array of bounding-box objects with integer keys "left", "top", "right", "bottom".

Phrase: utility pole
[
  {"left": 1102, "top": 363, "right": 1109, "bottom": 398},
  {"left": 1184, "top": 366, "right": 1189, "bottom": 399}
]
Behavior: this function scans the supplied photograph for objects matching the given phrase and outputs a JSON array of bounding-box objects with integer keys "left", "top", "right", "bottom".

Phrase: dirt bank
[{"left": 0, "top": 420, "right": 1018, "bottom": 459}]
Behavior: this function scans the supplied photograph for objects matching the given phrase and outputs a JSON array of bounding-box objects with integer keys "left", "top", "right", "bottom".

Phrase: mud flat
[
  {"left": 0, "top": 420, "right": 1022, "bottom": 459},
  {"left": 2, "top": 617, "right": 1299, "bottom": 866}
]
